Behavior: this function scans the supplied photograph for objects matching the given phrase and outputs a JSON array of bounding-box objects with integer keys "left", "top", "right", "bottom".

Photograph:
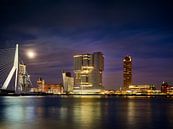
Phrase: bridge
[{"left": 0, "top": 44, "right": 32, "bottom": 94}]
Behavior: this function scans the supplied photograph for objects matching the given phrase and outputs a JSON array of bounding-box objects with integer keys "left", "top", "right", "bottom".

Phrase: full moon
[{"left": 26, "top": 50, "right": 36, "bottom": 59}]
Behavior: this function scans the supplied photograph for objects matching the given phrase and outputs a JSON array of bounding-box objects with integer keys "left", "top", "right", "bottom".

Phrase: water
[{"left": 0, "top": 96, "right": 173, "bottom": 129}]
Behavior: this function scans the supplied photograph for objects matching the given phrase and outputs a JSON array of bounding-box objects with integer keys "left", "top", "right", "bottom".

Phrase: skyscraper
[
  {"left": 73, "top": 52, "right": 104, "bottom": 91},
  {"left": 18, "top": 64, "right": 31, "bottom": 92},
  {"left": 123, "top": 56, "right": 132, "bottom": 89}
]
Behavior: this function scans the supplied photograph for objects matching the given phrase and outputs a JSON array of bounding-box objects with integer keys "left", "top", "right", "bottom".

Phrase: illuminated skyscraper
[
  {"left": 123, "top": 56, "right": 132, "bottom": 89},
  {"left": 18, "top": 64, "right": 31, "bottom": 92},
  {"left": 73, "top": 52, "right": 104, "bottom": 91}
]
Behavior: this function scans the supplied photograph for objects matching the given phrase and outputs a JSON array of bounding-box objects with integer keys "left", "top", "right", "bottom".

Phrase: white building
[{"left": 62, "top": 72, "right": 74, "bottom": 93}]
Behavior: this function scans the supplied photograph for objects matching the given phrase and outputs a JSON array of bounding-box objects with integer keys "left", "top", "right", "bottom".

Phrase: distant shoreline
[{"left": 0, "top": 93, "right": 173, "bottom": 97}]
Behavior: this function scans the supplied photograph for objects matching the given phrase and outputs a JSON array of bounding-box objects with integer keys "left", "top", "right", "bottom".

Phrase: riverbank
[{"left": 0, "top": 92, "right": 173, "bottom": 97}]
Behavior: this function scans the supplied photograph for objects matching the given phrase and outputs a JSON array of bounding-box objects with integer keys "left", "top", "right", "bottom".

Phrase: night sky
[{"left": 0, "top": 0, "right": 173, "bottom": 89}]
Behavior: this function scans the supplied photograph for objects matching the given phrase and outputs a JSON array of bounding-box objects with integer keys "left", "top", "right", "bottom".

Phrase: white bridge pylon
[{"left": 1, "top": 44, "right": 18, "bottom": 92}]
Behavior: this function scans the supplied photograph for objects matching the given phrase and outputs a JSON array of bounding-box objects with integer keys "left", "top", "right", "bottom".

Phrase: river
[{"left": 0, "top": 96, "right": 173, "bottom": 129}]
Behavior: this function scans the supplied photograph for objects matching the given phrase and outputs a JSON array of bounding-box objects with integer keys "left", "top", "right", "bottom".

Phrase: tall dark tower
[{"left": 123, "top": 56, "right": 132, "bottom": 89}]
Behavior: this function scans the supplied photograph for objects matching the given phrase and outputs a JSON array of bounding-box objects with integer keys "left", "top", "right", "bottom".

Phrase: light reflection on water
[{"left": 0, "top": 96, "right": 173, "bottom": 129}]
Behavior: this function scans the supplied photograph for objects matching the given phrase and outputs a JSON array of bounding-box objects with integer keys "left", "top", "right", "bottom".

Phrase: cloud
[
  {"left": 13, "top": 26, "right": 173, "bottom": 88},
  {"left": 0, "top": 0, "right": 173, "bottom": 88}
]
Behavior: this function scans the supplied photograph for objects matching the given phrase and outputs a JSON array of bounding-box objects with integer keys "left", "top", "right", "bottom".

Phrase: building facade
[
  {"left": 160, "top": 82, "right": 173, "bottom": 93},
  {"left": 129, "top": 84, "right": 155, "bottom": 91},
  {"left": 161, "top": 82, "right": 170, "bottom": 93},
  {"left": 123, "top": 56, "right": 132, "bottom": 89},
  {"left": 18, "top": 64, "right": 31, "bottom": 92},
  {"left": 33, "top": 78, "right": 63, "bottom": 94},
  {"left": 127, "top": 84, "right": 158, "bottom": 95},
  {"left": 73, "top": 52, "right": 104, "bottom": 91},
  {"left": 37, "top": 77, "right": 45, "bottom": 92},
  {"left": 62, "top": 72, "right": 74, "bottom": 93}
]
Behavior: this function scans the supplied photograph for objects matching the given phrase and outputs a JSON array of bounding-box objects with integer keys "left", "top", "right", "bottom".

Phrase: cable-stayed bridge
[{"left": 0, "top": 44, "right": 32, "bottom": 94}]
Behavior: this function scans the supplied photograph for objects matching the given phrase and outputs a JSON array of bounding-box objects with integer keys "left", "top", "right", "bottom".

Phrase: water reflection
[
  {"left": 127, "top": 99, "right": 152, "bottom": 128},
  {"left": 0, "top": 96, "right": 173, "bottom": 129},
  {"left": 72, "top": 98, "right": 101, "bottom": 129}
]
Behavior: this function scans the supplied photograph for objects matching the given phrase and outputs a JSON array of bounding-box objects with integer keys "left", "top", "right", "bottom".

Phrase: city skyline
[{"left": 0, "top": 0, "right": 173, "bottom": 89}]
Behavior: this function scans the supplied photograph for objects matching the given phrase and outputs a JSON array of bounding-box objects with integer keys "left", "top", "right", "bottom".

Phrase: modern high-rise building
[
  {"left": 62, "top": 72, "right": 74, "bottom": 93},
  {"left": 73, "top": 52, "right": 104, "bottom": 92},
  {"left": 18, "top": 64, "right": 31, "bottom": 92},
  {"left": 123, "top": 56, "right": 132, "bottom": 89}
]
